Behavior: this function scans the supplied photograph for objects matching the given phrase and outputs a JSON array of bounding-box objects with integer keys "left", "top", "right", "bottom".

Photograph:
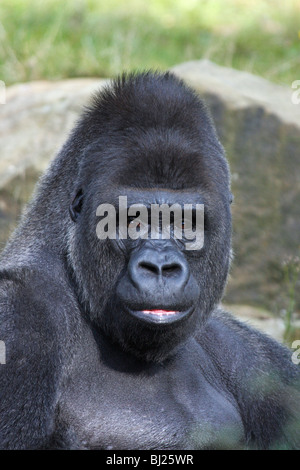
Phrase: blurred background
[
  {"left": 0, "top": 0, "right": 299, "bottom": 345},
  {"left": 0, "top": 0, "right": 299, "bottom": 85}
]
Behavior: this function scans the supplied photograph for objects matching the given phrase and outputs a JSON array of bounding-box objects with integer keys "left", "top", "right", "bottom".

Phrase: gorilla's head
[{"left": 67, "top": 72, "right": 232, "bottom": 362}]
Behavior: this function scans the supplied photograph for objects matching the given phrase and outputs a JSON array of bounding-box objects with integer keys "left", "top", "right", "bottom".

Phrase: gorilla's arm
[
  {"left": 0, "top": 263, "right": 74, "bottom": 449},
  {"left": 198, "top": 310, "right": 300, "bottom": 449}
]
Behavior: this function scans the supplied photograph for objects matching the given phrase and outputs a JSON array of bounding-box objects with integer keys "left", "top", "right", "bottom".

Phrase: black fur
[{"left": 0, "top": 72, "right": 299, "bottom": 449}]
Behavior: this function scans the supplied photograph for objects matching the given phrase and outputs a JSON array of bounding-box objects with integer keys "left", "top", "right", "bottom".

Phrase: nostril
[
  {"left": 138, "top": 261, "right": 160, "bottom": 276},
  {"left": 129, "top": 250, "right": 190, "bottom": 289},
  {"left": 138, "top": 261, "right": 184, "bottom": 277},
  {"left": 161, "top": 263, "right": 182, "bottom": 277}
]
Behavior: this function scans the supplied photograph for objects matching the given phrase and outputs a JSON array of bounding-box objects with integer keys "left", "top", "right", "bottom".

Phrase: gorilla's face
[
  {"left": 69, "top": 163, "right": 231, "bottom": 362},
  {"left": 67, "top": 74, "right": 232, "bottom": 362},
  {"left": 106, "top": 189, "right": 202, "bottom": 326}
]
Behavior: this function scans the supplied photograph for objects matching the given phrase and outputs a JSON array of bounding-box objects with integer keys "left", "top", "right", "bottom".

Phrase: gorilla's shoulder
[
  {"left": 197, "top": 307, "right": 299, "bottom": 383},
  {"left": 197, "top": 309, "right": 300, "bottom": 449},
  {"left": 0, "top": 262, "right": 79, "bottom": 342},
  {"left": 0, "top": 263, "right": 65, "bottom": 305}
]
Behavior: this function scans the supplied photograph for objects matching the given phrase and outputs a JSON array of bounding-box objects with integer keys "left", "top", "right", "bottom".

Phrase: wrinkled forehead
[
  {"left": 81, "top": 122, "right": 228, "bottom": 200},
  {"left": 101, "top": 130, "right": 212, "bottom": 189},
  {"left": 100, "top": 188, "right": 205, "bottom": 208}
]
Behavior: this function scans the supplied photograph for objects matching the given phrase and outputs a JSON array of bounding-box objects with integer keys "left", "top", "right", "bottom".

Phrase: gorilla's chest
[{"left": 54, "top": 349, "right": 244, "bottom": 449}]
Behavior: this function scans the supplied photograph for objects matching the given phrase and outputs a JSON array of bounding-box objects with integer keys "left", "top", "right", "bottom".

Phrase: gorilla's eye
[
  {"left": 69, "top": 189, "right": 84, "bottom": 222},
  {"left": 127, "top": 215, "right": 144, "bottom": 230},
  {"left": 128, "top": 216, "right": 140, "bottom": 229},
  {"left": 127, "top": 216, "right": 134, "bottom": 226},
  {"left": 181, "top": 211, "right": 197, "bottom": 231}
]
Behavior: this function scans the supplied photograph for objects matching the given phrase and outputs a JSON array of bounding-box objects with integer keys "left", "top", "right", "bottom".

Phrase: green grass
[{"left": 0, "top": 0, "right": 299, "bottom": 85}]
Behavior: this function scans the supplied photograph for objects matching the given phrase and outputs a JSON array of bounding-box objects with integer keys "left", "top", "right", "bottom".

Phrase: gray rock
[{"left": 0, "top": 78, "right": 107, "bottom": 247}]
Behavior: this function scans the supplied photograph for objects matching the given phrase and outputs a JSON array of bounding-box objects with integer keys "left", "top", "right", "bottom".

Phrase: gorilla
[{"left": 0, "top": 72, "right": 299, "bottom": 450}]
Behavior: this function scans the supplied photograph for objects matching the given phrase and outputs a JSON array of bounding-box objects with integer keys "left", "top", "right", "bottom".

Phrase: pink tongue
[{"left": 142, "top": 309, "right": 178, "bottom": 315}]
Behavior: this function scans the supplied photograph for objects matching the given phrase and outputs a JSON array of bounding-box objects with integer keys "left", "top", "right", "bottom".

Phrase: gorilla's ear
[
  {"left": 229, "top": 193, "right": 234, "bottom": 204},
  {"left": 69, "top": 189, "right": 84, "bottom": 222}
]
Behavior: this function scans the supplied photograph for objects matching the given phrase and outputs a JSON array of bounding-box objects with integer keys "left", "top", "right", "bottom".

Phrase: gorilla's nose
[
  {"left": 138, "top": 258, "right": 182, "bottom": 278},
  {"left": 128, "top": 247, "right": 189, "bottom": 292}
]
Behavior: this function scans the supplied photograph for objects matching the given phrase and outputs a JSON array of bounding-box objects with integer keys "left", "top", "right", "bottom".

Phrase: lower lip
[
  {"left": 142, "top": 309, "right": 178, "bottom": 316},
  {"left": 127, "top": 307, "right": 192, "bottom": 324}
]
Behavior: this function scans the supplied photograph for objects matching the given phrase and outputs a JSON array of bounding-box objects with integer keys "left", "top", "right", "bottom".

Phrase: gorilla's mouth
[
  {"left": 127, "top": 307, "right": 193, "bottom": 324},
  {"left": 143, "top": 309, "right": 178, "bottom": 315}
]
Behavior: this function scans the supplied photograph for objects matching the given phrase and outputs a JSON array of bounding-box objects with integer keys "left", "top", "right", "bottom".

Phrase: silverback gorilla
[{"left": 0, "top": 72, "right": 299, "bottom": 450}]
